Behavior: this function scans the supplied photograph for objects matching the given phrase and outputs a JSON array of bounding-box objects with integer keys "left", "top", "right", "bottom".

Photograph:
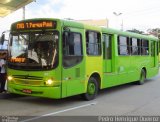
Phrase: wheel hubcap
[{"left": 88, "top": 83, "right": 95, "bottom": 95}]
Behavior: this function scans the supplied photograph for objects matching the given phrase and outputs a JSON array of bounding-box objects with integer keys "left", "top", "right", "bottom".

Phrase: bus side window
[
  {"left": 141, "top": 39, "right": 149, "bottom": 55},
  {"left": 131, "top": 38, "right": 138, "bottom": 55},
  {"left": 151, "top": 41, "right": 155, "bottom": 57},
  {"left": 102, "top": 34, "right": 112, "bottom": 59},
  {"left": 86, "top": 31, "right": 101, "bottom": 56},
  {"left": 118, "top": 36, "right": 130, "bottom": 55},
  {"left": 62, "top": 31, "right": 83, "bottom": 68}
]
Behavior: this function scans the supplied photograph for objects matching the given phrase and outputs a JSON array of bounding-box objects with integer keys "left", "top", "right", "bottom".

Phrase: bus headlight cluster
[
  {"left": 8, "top": 76, "right": 13, "bottom": 81},
  {"left": 45, "top": 79, "right": 54, "bottom": 86}
]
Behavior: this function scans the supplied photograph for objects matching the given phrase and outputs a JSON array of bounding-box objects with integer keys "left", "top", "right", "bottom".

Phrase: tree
[
  {"left": 127, "top": 29, "right": 144, "bottom": 34},
  {"left": 147, "top": 28, "right": 160, "bottom": 39}
]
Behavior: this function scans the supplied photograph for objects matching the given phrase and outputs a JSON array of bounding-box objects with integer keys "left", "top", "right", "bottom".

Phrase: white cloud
[
  {"left": 26, "top": 0, "right": 65, "bottom": 18},
  {"left": 1, "top": 0, "right": 160, "bottom": 33}
]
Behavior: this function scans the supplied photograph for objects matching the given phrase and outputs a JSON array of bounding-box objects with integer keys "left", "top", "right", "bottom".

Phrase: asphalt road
[{"left": 0, "top": 73, "right": 160, "bottom": 121}]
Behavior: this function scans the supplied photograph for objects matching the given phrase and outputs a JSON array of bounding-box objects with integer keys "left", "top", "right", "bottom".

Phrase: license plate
[{"left": 22, "top": 89, "right": 32, "bottom": 94}]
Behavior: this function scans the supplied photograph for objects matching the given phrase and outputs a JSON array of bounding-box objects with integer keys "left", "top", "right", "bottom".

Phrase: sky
[{"left": 1, "top": 0, "right": 160, "bottom": 34}]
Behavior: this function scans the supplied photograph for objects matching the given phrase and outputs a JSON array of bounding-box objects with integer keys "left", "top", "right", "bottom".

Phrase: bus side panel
[
  {"left": 129, "top": 56, "right": 143, "bottom": 81},
  {"left": 117, "top": 56, "right": 132, "bottom": 84},
  {"left": 147, "top": 67, "right": 159, "bottom": 78}
]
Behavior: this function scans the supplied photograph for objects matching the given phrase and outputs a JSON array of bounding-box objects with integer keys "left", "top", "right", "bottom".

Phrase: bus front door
[{"left": 62, "top": 28, "right": 85, "bottom": 97}]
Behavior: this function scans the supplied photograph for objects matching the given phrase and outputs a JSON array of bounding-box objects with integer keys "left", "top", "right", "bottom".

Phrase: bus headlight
[
  {"left": 45, "top": 79, "right": 54, "bottom": 86},
  {"left": 8, "top": 76, "right": 13, "bottom": 81}
]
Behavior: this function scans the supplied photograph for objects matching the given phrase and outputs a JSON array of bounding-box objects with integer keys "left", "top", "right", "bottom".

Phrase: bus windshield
[{"left": 8, "top": 31, "right": 59, "bottom": 70}]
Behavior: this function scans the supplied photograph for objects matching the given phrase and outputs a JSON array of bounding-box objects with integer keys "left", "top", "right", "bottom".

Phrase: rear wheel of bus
[
  {"left": 137, "top": 69, "right": 146, "bottom": 85},
  {"left": 82, "top": 77, "right": 98, "bottom": 101}
]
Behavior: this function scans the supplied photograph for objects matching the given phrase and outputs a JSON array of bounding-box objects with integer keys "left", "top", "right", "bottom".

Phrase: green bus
[{"left": 7, "top": 18, "right": 159, "bottom": 100}]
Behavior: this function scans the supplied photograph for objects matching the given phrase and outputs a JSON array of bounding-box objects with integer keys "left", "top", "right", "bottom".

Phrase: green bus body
[{"left": 7, "top": 18, "right": 159, "bottom": 100}]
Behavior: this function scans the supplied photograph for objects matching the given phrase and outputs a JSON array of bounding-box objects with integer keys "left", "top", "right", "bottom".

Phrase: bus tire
[
  {"left": 137, "top": 69, "right": 146, "bottom": 85},
  {"left": 82, "top": 77, "right": 98, "bottom": 101}
]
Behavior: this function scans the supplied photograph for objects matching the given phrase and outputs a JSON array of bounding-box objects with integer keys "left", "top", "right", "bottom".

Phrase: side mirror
[{"left": 0, "top": 34, "right": 5, "bottom": 45}]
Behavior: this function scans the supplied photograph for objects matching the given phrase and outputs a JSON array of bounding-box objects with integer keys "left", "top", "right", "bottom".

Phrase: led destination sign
[{"left": 16, "top": 20, "right": 57, "bottom": 30}]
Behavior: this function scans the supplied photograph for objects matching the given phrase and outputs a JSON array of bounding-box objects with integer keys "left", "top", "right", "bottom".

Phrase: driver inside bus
[{"left": 35, "top": 42, "right": 44, "bottom": 65}]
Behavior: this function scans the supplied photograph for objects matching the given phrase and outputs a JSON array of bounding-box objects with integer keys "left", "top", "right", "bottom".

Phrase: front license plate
[{"left": 22, "top": 89, "right": 32, "bottom": 94}]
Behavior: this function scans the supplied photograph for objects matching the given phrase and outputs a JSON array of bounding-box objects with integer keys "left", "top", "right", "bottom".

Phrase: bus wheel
[
  {"left": 82, "top": 77, "right": 98, "bottom": 101},
  {"left": 137, "top": 69, "right": 146, "bottom": 85}
]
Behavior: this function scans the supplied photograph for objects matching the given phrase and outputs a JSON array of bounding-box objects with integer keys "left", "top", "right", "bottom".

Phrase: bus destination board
[{"left": 16, "top": 20, "right": 57, "bottom": 30}]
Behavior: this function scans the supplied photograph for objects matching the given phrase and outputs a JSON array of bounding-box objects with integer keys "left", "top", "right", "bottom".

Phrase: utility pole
[
  {"left": 121, "top": 19, "right": 123, "bottom": 31},
  {"left": 23, "top": 6, "right": 25, "bottom": 20},
  {"left": 113, "top": 12, "right": 123, "bottom": 31},
  {"left": 22, "top": 0, "right": 36, "bottom": 20}
]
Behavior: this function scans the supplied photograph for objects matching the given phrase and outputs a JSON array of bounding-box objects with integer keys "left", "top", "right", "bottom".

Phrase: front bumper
[{"left": 7, "top": 83, "right": 61, "bottom": 99}]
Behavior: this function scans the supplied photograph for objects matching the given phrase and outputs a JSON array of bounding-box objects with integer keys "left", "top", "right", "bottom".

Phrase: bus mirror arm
[{"left": 63, "top": 27, "right": 70, "bottom": 32}]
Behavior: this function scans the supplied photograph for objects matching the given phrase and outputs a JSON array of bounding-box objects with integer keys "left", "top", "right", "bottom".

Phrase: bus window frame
[
  {"left": 118, "top": 35, "right": 130, "bottom": 56},
  {"left": 86, "top": 30, "right": 102, "bottom": 56}
]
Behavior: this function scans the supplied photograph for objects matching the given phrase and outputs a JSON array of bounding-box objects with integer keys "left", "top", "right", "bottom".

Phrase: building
[
  {"left": 77, "top": 19, "right": 109, "bottom": 28},
  {"left": 0, "top": 0, "right": 34, "bottom": 17}
]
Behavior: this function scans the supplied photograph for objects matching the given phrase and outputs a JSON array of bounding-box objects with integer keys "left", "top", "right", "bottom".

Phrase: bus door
[
  {"left": 103, "top": 34, "right": 112, "bottom": 72},
  {"left": 62, "top": 28, "right": 85, "bottom": 97},
  {"left": 151, "top": 41, "right": 156, "bottom": 67}
]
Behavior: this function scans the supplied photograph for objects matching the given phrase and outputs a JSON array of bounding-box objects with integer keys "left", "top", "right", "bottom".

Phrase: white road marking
[{"left": 20, "top": 101, "right": 97, "bottom": 122}]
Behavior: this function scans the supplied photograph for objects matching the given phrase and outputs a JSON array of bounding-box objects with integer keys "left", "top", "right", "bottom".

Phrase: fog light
[{"left": 8, "top": 76, "right": 13, "bottom": 81}]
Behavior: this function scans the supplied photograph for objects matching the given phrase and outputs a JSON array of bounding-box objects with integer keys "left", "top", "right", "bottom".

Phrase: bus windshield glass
[{"left": 8, "top": 31, "right": 59, "bottom": 70}]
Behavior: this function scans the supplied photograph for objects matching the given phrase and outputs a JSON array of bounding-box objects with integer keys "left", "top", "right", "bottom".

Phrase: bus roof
[
  {"left": 102, "top": 27, "right": 159, "bottom": 41},
  {"left": 11, "top": 18, "right": 159, "bottom": 41}
]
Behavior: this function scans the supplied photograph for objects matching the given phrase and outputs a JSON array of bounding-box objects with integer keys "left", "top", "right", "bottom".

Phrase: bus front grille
[
  {"left": 12, "top": 75, "right": 43, "bottom": 86},
  {"left": 13, "top": 75, "right": 43, "bottom": 80}
]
